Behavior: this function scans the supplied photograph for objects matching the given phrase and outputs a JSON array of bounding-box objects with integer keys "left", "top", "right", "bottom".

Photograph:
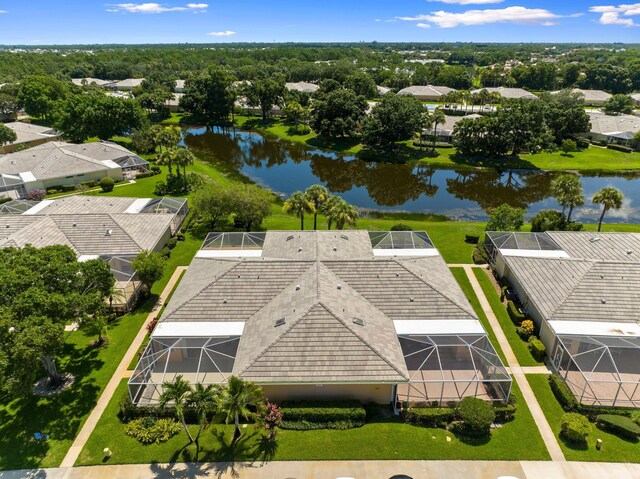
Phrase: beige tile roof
[
  {"left": 471, "top": 87, "right": 538, "bottom": 100},
  {"left": 547, "top": 232, "right": 640, "bottom": 263},
  {"left": 398, "top": 85, "right": 455, "bottom": 98},
  {"left": 37, "top": 196, "right": 138, "bottom": 215}
]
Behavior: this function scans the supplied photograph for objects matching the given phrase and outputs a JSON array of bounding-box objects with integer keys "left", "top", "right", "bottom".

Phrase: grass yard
[
  {"left": 473, "top": 268, "right": 543, "bottom": 367},
  {"left": 526, "top": 375, "right": 640, "bottom": 462},
  {"left": 76, "top": 379, "right": 548, "bottom": 466},
  {"left": 449, "top": 267, "right": 507, "bottom": 364},
  {"left": 0, "top": 236, "right": 199, "bottom": 471}
]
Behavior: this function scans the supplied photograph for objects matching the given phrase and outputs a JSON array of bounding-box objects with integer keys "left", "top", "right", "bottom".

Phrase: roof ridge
[
  {"left": 396, "top": 258, "right": 477, "bottom": 319},
  {"left": 546, "top": 260, "right": 601, "bottom": 319},
  {"left": 319, "top": 300, "right": 409, "bottom": 380}
]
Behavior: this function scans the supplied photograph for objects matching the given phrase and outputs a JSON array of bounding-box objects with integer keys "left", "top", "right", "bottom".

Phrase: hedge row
[
  {"left": 596, "top": 414, "right": 640, "bottom": 439},
  {"left": 401, "top": 407, "right": 455, "bottom": 428},
  {"left": 607, "top": 144, "right": 634, "bottom": 153},
  {"left": 507, "top": 300, "right": 525, "bottom": 325},
  {"left": 279, "top": 400, "right": 366, "bottom": 430}
]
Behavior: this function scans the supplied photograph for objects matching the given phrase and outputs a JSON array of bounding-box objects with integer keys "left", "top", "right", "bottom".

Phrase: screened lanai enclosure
[
  {"left": 396, "top": 333, "right": 511, "bottom": 406},
  {"left": 140, "top": 197, "right": 189, "bottom": 234},
  {"left": 552, "top": 334, "right": 640, "bottom": 407},
  {"left": 104, "top": 255, "right": 143, "bottom": 312},
  {"left": 129, "top": 334, "right": 240, "bottom": 405},
  {"left": 484, "top": 231, "right": 564, "bottom": 266}
]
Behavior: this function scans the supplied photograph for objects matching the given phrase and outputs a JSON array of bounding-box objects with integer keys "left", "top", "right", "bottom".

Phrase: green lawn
[
  {"left": 233, "top": 115, "right": 640, "bottom": 173},
  {"left": 473, "top": 268, "right": 543, "bottom": 367},
  {"left": 76, "top": 379, "right": 548, "bottom": 466},
  {"left": 526, "top": 375, "right": 640, "bottom": 462},
  {"left": 0, "top": 236, "right": 199, "bottom": 471},
  {"left": 450, "top": 267, "right": 507, "bottom": 364}
]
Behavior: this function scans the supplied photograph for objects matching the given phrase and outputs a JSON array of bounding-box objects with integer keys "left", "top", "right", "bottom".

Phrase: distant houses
[
  {"left": 397, "top": 85, "right": 455, "bottom": 101},
  {"left": 0, "top": 141, "right": 149, "bottom": 199},
  {"left": 583, "top": 111, "right": 640, "bottom": 145},
  {"left": 285, "top": 81, "right": 319, "bottom": 94},
  {"left": 0, "top": 122, "right": 60, "bottom": 154},
  {"left": 552, "top": 88, "right": 612, "bottom": 106},
  {"left": 470, "top": 87, "right": 538, "bottom": 100}
]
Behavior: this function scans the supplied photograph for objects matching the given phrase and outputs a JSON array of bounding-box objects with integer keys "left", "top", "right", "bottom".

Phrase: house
[
  {"left": 0, "top": 122, "right": 60, "bottom": 154},
  {"left": 471, "top": 87, "right": 538, "bottom": 100},
  {"left": 166, "top": 93, "right": 184, "bottom": 113},
  {"left": 175, "top": 79, "right": 185, "bottom": 93},
  {"left": 285, "top": 82, "right": 319, "bottom": 94},
  {"left": 397, "top": 85, "right": 455, "bottom": 101},
  {"left": 108, "top": 78, "right": 144, "bottom": 91},
  {"left": 0, "top": 141, "right": 149, "bottom": 198},
  {"left": 129, "top": 230, "right": 510, "bottom": 407},
  {"left": 551, "top": 89, "right": 612, "bottom": 106},
  {"left": 71, "top": 78, "right": 111, "bottom": 88},
  {"left": 422, "top": 114, "right": 482, "bottom": 143},
  {"left": 0, "top": 195, "right": 188, "bottom": 310},
  {"left": 631, "top": 93, "right": 640, "bottom": 106},
  {"left": 485, "top": 231, "right": 640, "bottom": 407},
  {"left": 582, "top": 111, "right": 640, "bottom": 145},
  {"left": 377, "top": 85, "right": 392, "bottom": 96}
]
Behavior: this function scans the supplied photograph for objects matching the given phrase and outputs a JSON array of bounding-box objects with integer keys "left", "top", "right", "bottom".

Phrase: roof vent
[
  {"left": 396, "top": 272, "right": 399, "bottom": 277},
  {"left": 5, "top": 224, "right": 9, "bottom": 228},
  {"left": 295, "top": 284, "right": 301, "bottom": 291},
  {"left": 275, "top": 317, "right": 286, "bottom": 327},
  {"left": 627, "top": 250, "right": 633, "bottom": 255},
  {"left": 333, "top": 246, "right": 337, "bottom": 251},
  {"left": 340, "top": 234, "right": 349, "bottom": 241},
  {"left": 223, "top": 298, "right": 228, "bottom": 304},
  {"left": 589, "top": 236, "right": 601, "bottom": 243},
  {"left": 298, "top": 247, "right": 303, "bottom": 252},
  {"left": 601, "top": 299, "right": 607, "bottom": 304},
  {"left": 72, "top": 223, "right": 77, "bottom": 227},
  {"left": 337, "top": 284, "right": 342, "bottom": 290},
  {"left": 410, "top": 297, "right": 415, "bottom": 302},
  {"left": 286, "top": 235, "right": 294, "bottom": 241},
  {"left": 106, "top": 229, "right": 113, "bottom": 236},
  {"left": 353, "top": 317, "right": 364, "bottom": 326}
]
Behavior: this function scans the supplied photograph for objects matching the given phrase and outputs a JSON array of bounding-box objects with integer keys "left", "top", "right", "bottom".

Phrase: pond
[{"left": 183, "top": 126, "right": 640, "bottom": 223}]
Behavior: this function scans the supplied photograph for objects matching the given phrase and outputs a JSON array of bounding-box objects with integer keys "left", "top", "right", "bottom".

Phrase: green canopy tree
[
  {"left": 245, "top": 74, "right": 286, "bottom": 120},
  {"left": 593, "top": 187, "right": 624, "bottom": 232},
  {"left": 159, "top": 375, "right": 195, "bottom": 443},
  {"left": 0, "top": 123, "right": 17, "bottom": 146},
  {"left": 231, "top": 183, "right": 272, "bottom": 231},
  {"left": 132, "top": 250, "right": 165, "bottom": 292},
  {"left": 362, "top": 94, "right": 426, "bottom": 151},
  {"left": 217, "top": 376, "right": 265, "bottom": 443},
  {"left": 311, "top": 89, "right": 367, "bottom": 138},
  {"left": 603, "top": 94, "right": 635, "bottom": 115},
  {"left": 304, "top": 184, "right": 329, "bottom": 230},
  {"left": 283, "top": 191, "right": 315, "bottom": 230},
  {"left": 17, "top": 75, "right": 68, "bottom": 119},
  {"left": 191, "top": 184, "right": 234, "bottom": 231},
  {"left": 344, "top": 71, "right": 378, "bottom": 98},
  {"left": 180, "top": 68, "right": 237, "bottom": 125},
  {"left": 485, "top": 204, "right": 525, "bottom": 232}
]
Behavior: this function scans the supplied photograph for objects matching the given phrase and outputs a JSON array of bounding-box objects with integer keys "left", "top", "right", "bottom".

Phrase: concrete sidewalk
[
  {"left": 60, "top": 266, "right": 188, "bottom": 468},
  {"left": 2, "top": 460, "right": 639, "bottom": 479}
]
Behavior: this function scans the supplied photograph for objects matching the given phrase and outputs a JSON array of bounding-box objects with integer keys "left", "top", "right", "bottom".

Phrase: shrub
[
  {"left": 402, "top": 407, "right": 454, "bottom": 428},
  {"left": 560, "top": 413, "right": 591, "bottom": 444},
  {"left": 596, "top": 414, "right": 640, "bottom": 439},
  {"left": 390, "top": 223, "right": 413, "bottom": 231},
  {"left": 125, "top": 417, "right": 182, "bottom": 444},
  {"left": 61, "top": 185, "right": 76, "bottom": 192},
  {"left": 607, "top": 144, "right": 633, "bottom": 153},
  {"left": 136, "top": 171, "right": 158, "bottom": 179},
  {"left": 528, "top": 338, "right": 546, "bottom": 361},
  {"left": 455, "top": 397, "right": 495, "bottom": 437},
  {"left": 576, "top": 138, "right": 589, "bottom": 149},
  {"left": 500, "top": 285, "right": 508, "bottom": 302},
  {"left": 549, "top": 374, "right": 579, "bottom": 411},
  {"left": 519, "top": 319, "right": 535, "bottom": 340},
  {"left": 46, "top": 188, "right": 58, "bottom": 195},
  {"left": 289, "top": 124, "right": 311, "bottom": 135},
  {"left": 494, "top": 402, "right": 517, "bottom": 423},
  {"left": 0, "top": 196, "right": 11, "bottom": 205},
  {"left": 507, "top": 300, "right": 525, "bottom": 325},
  {"left": 24, "top": 189, "right": 46, "bottom": 201},
  {"left": 561, "top": 139, "right": 577, "bottom": 155},
  {"left": 166, "top": 237, "right": 178, "bottom": 250},
  {"left": 99, "top": 176, "right": 115, "bottom": 192},
  {"left": 279, "top": 400, "right": 366, "bottom": 430}
]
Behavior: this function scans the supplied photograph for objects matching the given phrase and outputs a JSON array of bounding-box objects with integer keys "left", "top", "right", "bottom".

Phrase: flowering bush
[
  {"left": 259, "top": 402, "right": 283, "bottom": 439},
  {"left": 25, "top": 189, "right": 46, "bottom": 201},
  {"left": 146, "top": 317, "right": 159, "bottom": 333}
]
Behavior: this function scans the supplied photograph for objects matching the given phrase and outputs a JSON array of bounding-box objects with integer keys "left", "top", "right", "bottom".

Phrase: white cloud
[
  {"left": 417, "top": 22, "right": 432, "bottom": 28},
  {"left": 106, "top": 3, "right": 208, "bottom": 13},
  {"left": 590, "top": 3, "right": 640, "bottom": 27},
  {"left": 207, "top": 30, "right": 236, "bottom": 37},
  {"left": 428, "top": 0, "right": 503, "bottom": 4},
  {"left": 398, "top": 6, "right": 566, "bottom": 28},
  {"left": 0, "top": 10, "right": 7, "bottom": 13}
]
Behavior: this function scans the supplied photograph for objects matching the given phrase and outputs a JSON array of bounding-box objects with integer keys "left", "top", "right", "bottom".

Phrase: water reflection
[{"left": 182, "top": 126, "right": 640, "bottom": 222}]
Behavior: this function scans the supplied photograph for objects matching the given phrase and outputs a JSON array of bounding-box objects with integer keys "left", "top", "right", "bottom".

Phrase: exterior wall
[
  {"left": 261, "top": 383, "right": 394, "bottom": 404},
  {"left": 0, "top": 137, "right": 57, "bottom": 154},
  {"left": 33, "top": 168, "right": 123, "bottom": 193},
  {"left": 539, "top": 320, "right": 557, "bottom": 353},
  {"left": 151, "top": 226, "right": 173, "bottom": 253}
]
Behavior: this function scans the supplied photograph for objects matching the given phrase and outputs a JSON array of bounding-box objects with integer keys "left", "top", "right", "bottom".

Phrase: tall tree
[
  {"left": 361, "top": 94, "right": 426, "bottom": 151},
  {"left": 188, "top": 383, "right": 219, "bottom": 444},
  {"left": 593, "top": 187, "right": 624, "bottom": 232},
  {"left": 329, "top": 198, "right": 359, "bottom": 230},
  {"left": 0, "top": 123, "right": 17, "bottom": 146},
  {"left": 217, "top": 376, "right": 265, "bottom": 443},
  {"left": 430, "top": 109, "right": 446, "bottom": 151},
  {"left": 311, "top": 89, "right": 367, "bottom": 138},
  {"left": 17, "top": 75, "right": 68, "bottom": 120},
  {"left": 304, "top": 185, "right": 329, "bottom": 230},
  {"left": 283, "top": 191, "right": 315, "bottom": 230},
  {"left": 132, "top": 250, "right": 165, "bottom": 292},
  {"left": 172, "top": 146, "right": 195, "bottom": 179},
  {"left": 344, "top": 71, "right": 378, "bottom": 98},
  {"left": 180, "top": 68, "right": 236, "bottom": 125},
  {"left": 159, "top": 375, "right": 195, "bottom": 443},
  {"left": 603, "top": 94, "right": 635, "bottom": 115},
  {"left": 485, "top": 204, "right": 525, "bottom": 231},
  {"left": 550, "top": 174, "right": 584, "bottom": 222},
  {"left": 245, "top": 74, "right": 286, "bottom": 120}
]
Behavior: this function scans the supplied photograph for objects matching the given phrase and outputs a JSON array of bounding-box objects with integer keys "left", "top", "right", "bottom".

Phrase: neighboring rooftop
[
  {"left": 586, "top": 111, "right": 640, "bottom": 140},
  {"left": 1, "top": 121, "right": 59, "bottom": 147},
  {"left": 397, "top": 85, "right": 454, "bottom": 98},
  {"left": 71, "top": 78, "right": 110, "bottom": 87},
  {"left": 471, "top": 87, "right": 538, "bottom": 100},
  {"left": 552, "top": 88, "right": 612, "bottom": 104},
  {"left": 285, "top": 82, "right": 319, "bottom": 94}
]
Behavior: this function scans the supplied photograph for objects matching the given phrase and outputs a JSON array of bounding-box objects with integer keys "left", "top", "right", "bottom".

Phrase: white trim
[
  {"left": 22, "top": 199, "right": 54, "bottom": 215},
  {"left": 77, "top": 254, "right": 100, "bottom": 262},
  {"left": 153, "top": 321, "right": 245, "bottom": 337},
  {"left": 373, "top": 248, "right": 439, "bottom": 257},
  {"left": 393, "top": 319, "right": 485, "bottom": 335},
  {"left": 195, "top": 249, "right": 263, "bottom": 258},
  {"left": 124, "top": 198, "right": 151, "bottom": 214},
  {"left": 549, "top": 320, "right": 640, "bottom": 337},
  {"left": 501, "top": 249, "right": 570, "bottom": 259},
  {"left": 101, "top": 160, "right": 121, "bottom": 169},
  {"left": 18, "top": 171, "right": 36, "bottom": 183}
]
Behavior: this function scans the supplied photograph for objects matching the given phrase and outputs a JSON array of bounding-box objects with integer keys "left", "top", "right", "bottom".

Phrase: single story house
[
  {"left": 581, "top": 111, "right": 640, "bottom": 145},
  {"left": 0, "top": 122, "right": 60, "bottom": 154},
  {"left": 422, "top": 114, "right": 482, "bottom": 143},
  {"left": 71, "top": 78, "right": 111, "bottom": 88},
  {"left": 377, "top": 85, "right": 393, "bottom": 96},
  {"left": 285, "top": 82, "right": 319, "bottom": 94},
  {"left": 471, "top": 87, "right": 538, "bottom": 100},
  {"left": 107, "top": 78, "right": 144, "bottom": 91},
  {"left": 485, "top": 231, "right": 640, "bottom": 408},
  {"left": 0, "top": 195, "right": 188, "bottom": 310},
  {"left": 0, "top": 141, "right": 148, "bottom": 198},
  {"left": 397, "top": 85, "right": 455, "bottom": 101},
  {"left": 166, "top": 93, "right": 184, "bottom": 113},
  {"left": 631, "top": 93, "right": 640, "bottom": 106},
  {"left": 175, "top": 79, "right": 185, "bottom": 93},
  {"left": 551, "top": 88, "right": 612, "bottom": 106},
  {"left": 130, "top": 230, "right": 510, "bottom": 408}
]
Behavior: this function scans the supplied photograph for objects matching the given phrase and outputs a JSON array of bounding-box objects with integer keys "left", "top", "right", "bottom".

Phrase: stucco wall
[{"left": 261, "top": 384, "right": 394, "bottom": 404}]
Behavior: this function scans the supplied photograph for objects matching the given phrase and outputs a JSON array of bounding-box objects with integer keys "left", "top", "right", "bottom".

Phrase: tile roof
[
  {"left": 285, "top": 82, "right": 319, "bottom": 93},
  {"left": 585, "top": 111, "right": 640, "bottom": 137},
  {"left": 471, "top": 87, "right": 538, "bottom": 100},
  {"left": 2, "top": 122, "right": 59, "bottom": 146},
  {"left": 397, "top": 85, "right": 454, "bottom": 98},
  {"left": 547, "top": 232, "right": 640, "bottom": 263}
]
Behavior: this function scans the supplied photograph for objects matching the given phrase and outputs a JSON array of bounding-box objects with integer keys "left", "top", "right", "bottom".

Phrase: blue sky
[{"left": 0, "top": 1, "right": 638, "bottom": 45}]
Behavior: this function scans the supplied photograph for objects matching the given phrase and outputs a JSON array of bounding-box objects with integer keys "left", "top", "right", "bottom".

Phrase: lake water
[{"left": 183, "top": 126, "right": 640, "bottom": 223}]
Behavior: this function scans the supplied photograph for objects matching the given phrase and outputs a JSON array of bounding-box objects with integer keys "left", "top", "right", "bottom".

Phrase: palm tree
[
  {"left": 283, "top": 191, "right": 315, "bottom": 230},
  {"left": 304, "top": 185, "right": 328, "bottom": 230},
  {"left": 550, "top": 174, "right": 584, "bottom": 223},
  {"left": 431, "top": 109, "right": 446, "bottom": 152},
  {"left": 188, "top": 383, "right": 219, "bottom": 443},
  {"left": 173, "top": 146, "right": 195, "bottom": 181},
  {"left": 159, "top": 375, "right": 195, "bottom": 443},
  {"left": 593, "top": 187, "right": 624, "bottom": 232},
  {"left": 321, "top": 195, "right": 342, "bottom": 230},
  {"left": 217, "top": 376, "right": 265, "bottom": 443},
  {"left": 329, "top": 198, "right": 359, "bottom": 230},
  {"left": 157, "top": 148, "right": 176, "bottom": 178}
]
